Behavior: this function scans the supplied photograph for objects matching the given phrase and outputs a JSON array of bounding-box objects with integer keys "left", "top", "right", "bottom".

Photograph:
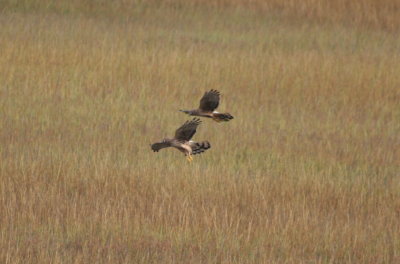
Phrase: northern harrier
[
  {"left": 150, "top": 118, "right": 211, "bottom": 162},
  {"left": 179, "top": 90, "right": 234, "bottom": 122}
]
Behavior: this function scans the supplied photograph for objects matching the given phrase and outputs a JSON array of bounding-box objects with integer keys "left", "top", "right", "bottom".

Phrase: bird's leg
[{"left": 186, "top": 154, "right": 193, "bottom": 162}]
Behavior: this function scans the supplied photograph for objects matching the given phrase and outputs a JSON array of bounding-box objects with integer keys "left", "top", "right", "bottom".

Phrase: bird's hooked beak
[{"left": 179, "top": 109, "right": 190, "bottom": 114}]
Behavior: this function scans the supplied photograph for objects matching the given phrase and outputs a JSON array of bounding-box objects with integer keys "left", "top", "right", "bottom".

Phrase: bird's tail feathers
[
  {"left": 191, "top": 141, "right": 211, "bottom": 155},
  {"left": 212, "top": 112, "right": 234, "bottom": 122},
  {"left": 179, "top": 109, "right": 191, "bottom": 115}
]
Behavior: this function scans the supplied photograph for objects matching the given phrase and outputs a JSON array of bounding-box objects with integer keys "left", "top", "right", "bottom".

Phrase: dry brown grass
[
  {"left": 2, "top": 0, "right": 400, "bottom": 31},
  {"left": 1, "top": 1, "right": 400, "bottom": 263}
]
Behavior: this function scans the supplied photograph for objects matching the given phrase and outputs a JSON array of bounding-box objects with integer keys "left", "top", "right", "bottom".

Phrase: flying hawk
[
  {"left": 150, "top": 118, "right": 211, "bottom": 162},
  {"left": 179, "top": 90, "right": 234, "bottom": 122}
]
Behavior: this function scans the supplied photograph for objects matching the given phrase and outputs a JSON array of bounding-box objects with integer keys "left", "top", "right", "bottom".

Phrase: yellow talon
[{"left": 186, "top": 155, "right": 193, "bottom": 162}]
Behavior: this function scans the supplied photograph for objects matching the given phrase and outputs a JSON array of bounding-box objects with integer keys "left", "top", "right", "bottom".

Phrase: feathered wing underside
[
  {"left": 174, "top": 118, "right": 201, "bottom": 141},
  {"left": 199, "top": 89, "right": 220, "bottom": 112},
  {"left": 151, "top": 142, "right": 171, "bottom": 152},
  {"left": 212, "top": 112, "right": 234, "bottom": 122},
  {"left": 190, "top": 141, "right": 211, "bottom": 155}
]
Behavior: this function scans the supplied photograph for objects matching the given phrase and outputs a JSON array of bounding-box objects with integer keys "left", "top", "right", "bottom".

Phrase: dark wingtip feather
[
  {"left": 210, "top": 89, "right": 220, "bottom": 96},
  {"left": 214, "top": 113, "right": 234, "bottom": 122},
  {"left": 192, "top": 117, "right": 202, "bottom": 125},
  {"left": 192, "top": 141, "right": 211, "bottom": 155}
]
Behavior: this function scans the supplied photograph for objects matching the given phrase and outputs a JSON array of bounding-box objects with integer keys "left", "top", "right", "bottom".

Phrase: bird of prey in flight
[
  {"left": 151, "top": 118, "right": 211, "bottom": 162},
  {"left": 179, "top": 90, "right": 234, "bottom": 122}
]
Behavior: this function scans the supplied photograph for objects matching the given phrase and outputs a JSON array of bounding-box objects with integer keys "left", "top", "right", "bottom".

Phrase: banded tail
[
  {"left": 191, "top": 141, "right": 211, "bottom": 155},
  {"left": 212, "top": 112, "right": 234, "bottom": 122}
]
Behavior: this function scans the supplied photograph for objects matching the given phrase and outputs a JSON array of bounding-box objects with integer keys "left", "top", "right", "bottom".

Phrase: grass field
[{"left": 1, "top": 0, "right": 400, "bottom": 263}]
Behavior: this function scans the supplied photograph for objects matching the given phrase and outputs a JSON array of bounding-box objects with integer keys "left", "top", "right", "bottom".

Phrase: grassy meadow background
[{"left": 1, "top": 0, "right": 400, "bottom": 263}]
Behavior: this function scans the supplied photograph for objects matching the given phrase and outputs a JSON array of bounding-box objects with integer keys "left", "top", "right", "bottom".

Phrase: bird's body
[
  {"left": 170, "top": 138, "right": 193, "bottom": 156},
  {"left": 180, "top": 90, "right": 234, "bottom": 122},
  {"left": 151, "top": 118, "right": 210, "bottom": 162}
]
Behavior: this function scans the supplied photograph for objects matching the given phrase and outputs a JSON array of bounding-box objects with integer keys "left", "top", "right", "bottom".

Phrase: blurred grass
[
  {"left": 1, "top": 0, "right": 400, "bottom": 263},
  {"left": 1, "top": 0, "right": 400, "bottom": 31}
]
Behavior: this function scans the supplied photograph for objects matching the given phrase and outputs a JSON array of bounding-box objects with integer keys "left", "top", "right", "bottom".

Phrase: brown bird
[
  {"left": 179, "top": 90, "right": 234, "bottom": 122},
  {"left": 150, "top": 118, "right": 211, "bottom": 162}
]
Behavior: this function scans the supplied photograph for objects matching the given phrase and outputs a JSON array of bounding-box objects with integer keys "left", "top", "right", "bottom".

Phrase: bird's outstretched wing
[
  {"left": 174, "top": 118, "right": 201, "bottom": 141},
  {"left": 151, "top": 142, "right": 171, "bottom": 152},
  {"left": 190, "top": 141, "right": 211, "bottom": 155},
  {"left": 199, "top": 89, "right": 220, "bottom": 112}
]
